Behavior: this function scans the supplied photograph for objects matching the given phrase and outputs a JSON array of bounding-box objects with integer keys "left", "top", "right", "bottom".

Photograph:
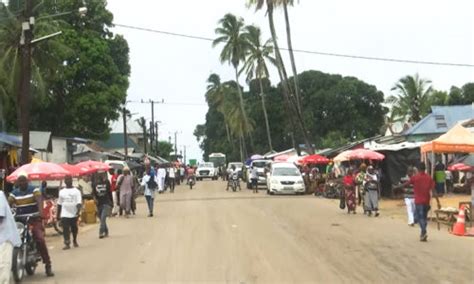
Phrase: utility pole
[
  {"left": 174, "top": 131, "right": 178, "bottom": 162},
  {"left": 183, "top": 145, "right": 186, "bottom": 165},
  {"left": 155, "top": 122, "right": 159, "bottom": 154},
  {"left": 150, "top": 100, "right": 154, "bottom": 152},
  {"left": 122, "top": 107, "right": 128, "bottom": 159},
  {"left": 19, "top": 0, "right": 33, "bottom": 165}
]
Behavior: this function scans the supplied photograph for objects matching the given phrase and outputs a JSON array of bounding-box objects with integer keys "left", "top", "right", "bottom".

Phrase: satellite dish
[{"left": 389, "top": 121, "right": 404, "bottom": 134}]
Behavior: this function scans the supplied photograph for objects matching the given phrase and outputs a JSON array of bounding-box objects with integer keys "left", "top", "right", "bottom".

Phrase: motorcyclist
[
  {"left": 186, "top": 165, "right": 196, "bottom": 184},
  {"left": 226, "top": 165, "right": 240, "bottom": 191},
  {"left": 8, "top": 174, "right": 55, "bottom": 277}
]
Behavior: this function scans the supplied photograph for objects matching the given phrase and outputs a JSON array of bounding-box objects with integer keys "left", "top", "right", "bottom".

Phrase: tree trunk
[
  {"left": 238, "top": 128, "right": 244, "bottom": 162},
  {"left": 225, "top": 122, "right": 231, "bottom": 143},
  {"left": 283, "top": 3, "right": 302, "bottom": 113},
  {"left": 267, "top": 5, "right": 314, "bottom": 154},
  {"left": 258, "top": 76, "right": 273, "bottom": 152},
  {"left": 234, "top": 67, "right": 250, "bottom": 137}
]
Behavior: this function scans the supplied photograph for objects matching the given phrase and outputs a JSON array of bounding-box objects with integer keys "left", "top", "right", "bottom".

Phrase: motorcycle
[
  {"left": 230, "top": 174, "right": 239, "bottom": 192},
  {"left": 42, "top": 196, "right": 62, "bottom": 235},
  {"left": 188, "top": 176, "right": 196, "bottom": 189},
  {"left": 12, "top": 213, "right": 42, "bottom": 282}
]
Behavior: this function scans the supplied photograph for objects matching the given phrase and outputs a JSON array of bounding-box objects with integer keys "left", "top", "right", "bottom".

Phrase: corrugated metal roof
[
  {"left": 98, "top": 133, "right": 140, "bottom": 152},
  {"left": 404, "top": 104, "right": 474, "bottom": 136}
]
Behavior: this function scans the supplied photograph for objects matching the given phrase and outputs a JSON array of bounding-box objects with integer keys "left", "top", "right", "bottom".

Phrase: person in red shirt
[
  {"left": 403, "top": 163, "right": 435, "bottom": 242},
  {"left": 343, "top": 169, "right": 357, "bottom": 214}
]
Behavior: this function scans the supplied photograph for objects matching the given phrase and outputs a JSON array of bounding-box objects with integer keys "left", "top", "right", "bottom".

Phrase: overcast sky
[{"left": 107, "top": 0, "right": 474, "bottom": 162}]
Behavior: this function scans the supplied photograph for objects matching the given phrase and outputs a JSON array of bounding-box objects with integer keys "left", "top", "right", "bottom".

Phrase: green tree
[
  {"left": 241, "top": 25, "right": 276, "bottom": 151},
  {"left": 157, "top": 141, "right": 173, "bottom": 160},
  {"left": 0, "top": 0, "right": 130, "bottom": 139},
  {"left": 212, "top": 13, "right": 252, "bottom": 143},
  {"left": 205, "top": 73, "right": 231, "bottom": 143},
  {"left": 386, "top": 74, "right": 432, "bottom": 123}
]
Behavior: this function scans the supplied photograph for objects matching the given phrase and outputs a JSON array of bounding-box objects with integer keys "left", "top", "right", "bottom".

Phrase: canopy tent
[{"left": 420, "top": 124, "right": 474, "bottom": 154}]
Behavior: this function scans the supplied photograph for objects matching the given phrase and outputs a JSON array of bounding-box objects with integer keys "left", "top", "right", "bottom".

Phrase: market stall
[{"left": 420, "top": 124, "right": 474, "bottom": 232}]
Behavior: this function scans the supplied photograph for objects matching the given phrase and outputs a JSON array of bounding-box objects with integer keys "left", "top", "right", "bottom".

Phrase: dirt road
[{"left": 25, "top": 180, "right": 473, "bottom": 283}]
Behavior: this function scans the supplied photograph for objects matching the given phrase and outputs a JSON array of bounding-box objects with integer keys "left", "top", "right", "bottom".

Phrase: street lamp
[{"left": 18, "top": 2, "right": 87, "bottom": 164}]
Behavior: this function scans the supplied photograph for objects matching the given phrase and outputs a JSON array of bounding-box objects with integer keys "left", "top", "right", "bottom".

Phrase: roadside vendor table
[{"left": 434, "top": 208, "right": 458, "bottom": 231}]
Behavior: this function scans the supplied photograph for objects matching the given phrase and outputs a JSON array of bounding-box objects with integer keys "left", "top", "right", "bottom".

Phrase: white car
[
  {"left": 196, "top": 162, "right": 218, "bottom": 180},
  {"left": 266, "top": 162, "right": 305, "bottom": 195}
]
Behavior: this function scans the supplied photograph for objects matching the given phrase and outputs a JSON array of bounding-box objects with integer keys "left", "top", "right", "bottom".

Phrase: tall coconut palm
[
  {"left": 247, "top": 0, "right": 314, "bottom": 154},
  {"left": 240, "top": 24, "right": 276, "bottom": 151},
  {"left": 277, "top": 0, "right": 302, "bottom": 113},
  {"left": 212, "top": 13, "right": 252, "bottom": 143},
  {"left": 387, "top": 74, "right": 432, "bottom": 123},
  {"left": 223, "top": 88, "right": 255, "bottom": 161}
]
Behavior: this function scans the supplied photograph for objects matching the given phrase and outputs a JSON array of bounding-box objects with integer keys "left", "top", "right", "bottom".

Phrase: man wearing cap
[{"left": 8, "top": 174, "right": 55, "bottom": 277}]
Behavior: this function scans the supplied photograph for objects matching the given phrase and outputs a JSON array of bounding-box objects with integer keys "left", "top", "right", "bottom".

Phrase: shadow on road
[{"left": 157, "top": 194, "right": 309, "bottom": 203}]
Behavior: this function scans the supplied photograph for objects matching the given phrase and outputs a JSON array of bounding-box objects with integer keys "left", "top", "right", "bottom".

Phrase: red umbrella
[
  {"left": 299, "top": 154, "right": 330, "bottom": 165},
  {"left": 448, "top": 163, "right": 472, "bottom": 172},
  {"left": 60, "top": 164, "right": 95, "bottom": 177},
  {"left": 76, "top": 160, "right": 111, "bottom": 172},
  {"left": 7, "top": 162, "right": 71, "bottom": 182},
  {"left": 347, "top": 149, "right": 385, "bottom": 161}
]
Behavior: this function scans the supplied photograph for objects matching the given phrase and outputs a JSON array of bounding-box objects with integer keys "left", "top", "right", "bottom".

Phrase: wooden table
[{"left": 434, "top": 208, "right": 458, "bottom": 231}]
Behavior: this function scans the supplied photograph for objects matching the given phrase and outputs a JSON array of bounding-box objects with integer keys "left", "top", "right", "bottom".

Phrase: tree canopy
[{"left": 0, "top": 0, "right": 130, "bottom": 139}]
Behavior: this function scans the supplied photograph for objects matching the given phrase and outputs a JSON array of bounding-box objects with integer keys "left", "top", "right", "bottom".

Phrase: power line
[
  {"left": 114, "top": 23, "right": 474, "bottom": 68},
  {"left": 127, "top": 100, "right": 206, "bottom": 106}
]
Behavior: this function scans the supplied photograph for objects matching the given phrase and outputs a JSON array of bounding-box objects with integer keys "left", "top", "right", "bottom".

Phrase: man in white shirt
[
  {"left": 0, "top": 191, "right": 21, "bottom": 284},
  {"left": 157, "top": 165, "right": 167, "bottom": 193},
  {"left": 168, "top": 166, "right": 176, "bottom": 193},
  {"left": 57, "top": 176, "right": 82, "bottom": 250}
]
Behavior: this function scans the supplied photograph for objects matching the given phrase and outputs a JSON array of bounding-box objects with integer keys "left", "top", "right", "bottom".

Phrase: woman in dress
[{"left": 343, "top": 169, "right": 357, "bottom": 214}]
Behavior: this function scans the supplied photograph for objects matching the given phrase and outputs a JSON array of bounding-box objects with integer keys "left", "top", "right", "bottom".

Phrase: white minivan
[{"left": 266, "top": 162, "right": 305, "bottom": 195}]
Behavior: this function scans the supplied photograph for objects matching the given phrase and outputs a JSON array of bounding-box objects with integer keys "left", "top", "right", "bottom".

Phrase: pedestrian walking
[
  {"left": 402, "top": 163, "right": 435, "bottom": 242},
  {"left": 8, "top": 174, "right": 55, "bottom": 276},
  {"left": 0, "top": 190, "right": 21, "bottom": 284},
  {"left": 157, "top": 165, "right": 166, "bottom": 194},
  {"left": 57, "top": 176, "right": 82, "bottom": 249},
  {"left": 168, "top": 165, "right": 176, "bottom": 193},
  {"left": 402, "top": 167, "right": 417, "bottom": 226},
  {"left": 364, "top": 166, "right": 380, "bottom": 217},
  {"left": 355, "top": 164, "right": 367, "bottom": 213},
  {"left": 250, "top": 166, "right": 258, "bottom": 193},
  {"left": 180, "top": 166, "right": 185, "bottom": 183},
  {"left": 92, "top": 173, "right": 113, "bottom": 239},
  {"left": 117, "top": 167, "right": 134, "bottom": 217},
  {"left": 110, "top": 169, "right": 120, "bottom": 217},
  {"left": 343, "top": 169, "right": 357, "bottom": 214},
  {"left": 142, "top": 165, "right": 157, "bottom": 217}
]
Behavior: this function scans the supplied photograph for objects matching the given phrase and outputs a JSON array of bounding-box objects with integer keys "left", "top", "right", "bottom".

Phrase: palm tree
[
  {"left": 246, "top": 0, "right": 314, "bottom": 154},
  {"left": 136, "top": 117, "right": 148, "bottom": 153},
  {"left": 212, "top": 13, "right": 252, "bottom": 143},
  {"left": 277, "top": 0, "right": 302, "bottom": 113},
  {"left": 205, "top": 73, "right": 232, "bottom": 143},
  {"left": 387, "top": 74, "right": 432, "bottom": 123},
  {"left": 241, "top": 25, "right": 276, "bottom": 151}
]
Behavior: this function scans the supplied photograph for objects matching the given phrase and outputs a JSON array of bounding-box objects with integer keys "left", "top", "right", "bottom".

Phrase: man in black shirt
[{"left": 92, "top": 173, "right": 113, "bottom": 238}]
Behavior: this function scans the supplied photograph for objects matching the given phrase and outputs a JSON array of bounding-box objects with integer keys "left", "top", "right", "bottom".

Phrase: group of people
[{"left": 342, "top": 164, "right": 381, "bottom": 216}]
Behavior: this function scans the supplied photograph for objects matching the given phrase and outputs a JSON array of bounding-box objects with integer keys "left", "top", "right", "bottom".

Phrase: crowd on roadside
[{"left": 0, "top": 160, "right": 201, "bottom": 283}]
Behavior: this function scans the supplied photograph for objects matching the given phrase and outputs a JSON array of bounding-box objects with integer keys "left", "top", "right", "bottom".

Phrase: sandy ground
[{"left": 24, "top": 180, "right": 473, "bottom": 283}]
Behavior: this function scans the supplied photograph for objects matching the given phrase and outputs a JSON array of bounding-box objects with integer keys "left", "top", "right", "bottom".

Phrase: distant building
[{"left": 404, "top": 104, "right": 474, "bottom": 142}]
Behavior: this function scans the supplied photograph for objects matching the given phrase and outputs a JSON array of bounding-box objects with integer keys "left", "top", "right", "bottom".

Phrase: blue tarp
[{"left": 0, "top": 132, "right": 21, "bottom": 147}]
